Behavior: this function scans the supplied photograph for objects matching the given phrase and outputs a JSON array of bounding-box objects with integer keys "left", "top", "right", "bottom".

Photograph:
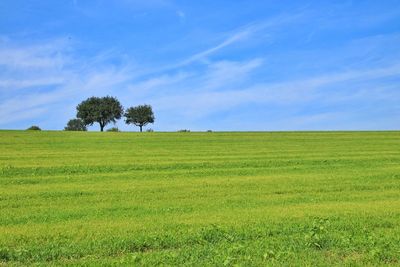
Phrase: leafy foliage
[
  {"left": 26, "top": 125, "right": 41, "bottom": 130},
  {"left": 64, "top": 119, "right": 87, "bottom": 131},
  {"left": 76, "top": 96, "right": 123, "bottom": 132},
  {"left": 124, "top": 104, "right": 155, "bottom": 132}
]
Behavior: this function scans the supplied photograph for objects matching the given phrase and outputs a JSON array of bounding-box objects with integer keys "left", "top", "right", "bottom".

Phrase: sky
[{"left": 0, "top": 0, "right": 399, "bottom": 131}]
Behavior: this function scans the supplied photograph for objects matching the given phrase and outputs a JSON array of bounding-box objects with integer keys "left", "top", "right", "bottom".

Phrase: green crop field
[{"left": 0, "top": 130, "right": 399, "bottom": 266}]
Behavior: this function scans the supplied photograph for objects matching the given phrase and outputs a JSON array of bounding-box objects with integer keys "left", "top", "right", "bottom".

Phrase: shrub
[
  {"left": 106, "top": 127, "right": 120, "bottom": 132},
  {"left": 27, "top": 125, "right": 41, "bottom": 131},
  {"left": 207, "top": 130, "right": 212, "bottom": 132},
  {"left": 64, "top": 118, "right": 87, "bottom": 131},
  {"left": 146, "top": 128, "right": 154, "bottom": 132},
  {"left": 178, "top": 129, "right": 190, "bottom": 132}
]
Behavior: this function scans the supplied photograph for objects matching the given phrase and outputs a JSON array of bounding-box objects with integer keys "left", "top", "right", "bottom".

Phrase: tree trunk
[
  {"left": 100, "top": 124, "right": 104, "bottom": 132},
  {"left": 140, "top": 125, "right": 143, "bottom": 132}
]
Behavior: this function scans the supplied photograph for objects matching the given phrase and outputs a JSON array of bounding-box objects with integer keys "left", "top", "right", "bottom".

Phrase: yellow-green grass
[{"left": 0, "top": 130, "right": 399, "bottom": 266}]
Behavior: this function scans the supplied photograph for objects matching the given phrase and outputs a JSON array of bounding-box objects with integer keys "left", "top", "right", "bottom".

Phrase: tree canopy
[
  {"left": 124, "top": 104, "right": 155, "bottom": 132},
  {"left": 64, "top": 118, "right": 87, "bottom": 131},
  {"left": 76, "top": 96, "right": 123, "bottom": 131}
]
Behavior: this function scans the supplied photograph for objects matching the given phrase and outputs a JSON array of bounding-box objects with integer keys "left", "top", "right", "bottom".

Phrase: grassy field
[{"left": 0, "top": 130, "right": 399, "bottom": 266}]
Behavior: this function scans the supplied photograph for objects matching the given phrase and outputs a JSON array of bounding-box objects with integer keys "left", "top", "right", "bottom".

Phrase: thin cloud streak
[{"left": 164, "top": 13, "right": 305, "bottom": 70}]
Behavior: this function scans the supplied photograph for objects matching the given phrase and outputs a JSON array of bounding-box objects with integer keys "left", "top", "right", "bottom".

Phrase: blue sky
[{"left": 0, "top": 0, "right": 399, "bottom": 131}]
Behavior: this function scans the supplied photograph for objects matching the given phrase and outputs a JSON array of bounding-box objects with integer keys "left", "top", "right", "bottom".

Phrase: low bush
[
  {"left": 26, "top": 126, "right": 41, "bottom": 131},
  {"left": 106, "top": 127, "right": 120, "bottom": 132},
  {"left": 64, "top": 119, "right": 87, "bottom": 131}
]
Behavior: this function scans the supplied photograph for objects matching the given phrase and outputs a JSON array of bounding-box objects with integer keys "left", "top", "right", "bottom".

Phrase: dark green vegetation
[
  {"left": 26, "top": 126, "right": 41, "bottom": 131},
  {"left": 64, "top": 119, "right": 87, "bottom": 131},
  {"left": 125, "top": 104, "right": 155, "bottom": 132},
  {"left": 0, "top": 131, "right": 399, "bottom": 266},
  {"left": 76, "top": 96, "right": 124, "bottom": 132},
  {"left": 72, "top": 95, "right": 154, "bottom": 132}
]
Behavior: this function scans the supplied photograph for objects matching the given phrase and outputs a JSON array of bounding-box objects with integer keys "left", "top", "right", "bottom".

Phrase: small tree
[
  {"left": 64, "top": 118, "right": 87, "bottom": 131},
  {"left": 76, "top": 96, "right": 123, "bottom": 132},
  {"left": 124, "top": 104, "right": 155, "bottom": 132}
]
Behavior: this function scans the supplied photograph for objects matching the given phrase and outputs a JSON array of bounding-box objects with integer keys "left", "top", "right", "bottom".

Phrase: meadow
[{"left": 0, "top": 130, "right": 399, "bottom": 266}]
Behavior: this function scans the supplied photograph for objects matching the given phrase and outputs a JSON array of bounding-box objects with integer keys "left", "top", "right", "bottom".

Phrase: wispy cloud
[
  {"left": 0, "top": 38, "right": 71, "bottom": 69},
  {"left": 140, "top": 13, "right": 303, "bottom": 79},
  {"left": 0, "top": 38, "right": 134, "bottom": 128},
  {"left": 145, "top": 63, "right": 400, "bottom": 126},
  {"left": 181, "top": 29, "right": 252, "bottom": 65}
]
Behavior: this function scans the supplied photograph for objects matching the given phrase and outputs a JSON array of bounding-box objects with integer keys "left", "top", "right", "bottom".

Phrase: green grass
[{"left": 1, "top": 130, "right": 399, "bottom": 266}]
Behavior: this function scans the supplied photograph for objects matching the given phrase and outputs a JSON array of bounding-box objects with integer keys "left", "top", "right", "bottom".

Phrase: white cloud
[{"left": 0, "top": 38, "right": 71, "bottom": 69}]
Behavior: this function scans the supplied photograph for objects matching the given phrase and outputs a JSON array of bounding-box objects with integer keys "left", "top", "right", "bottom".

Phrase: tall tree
[
  {"left": 76, "top": 96, "right": 123, "bottom": 131},
  {"left": 124, "top": 104, "right": 155, "bottom": 132},
  {"left": 64, "top": 118, "right": 87, "bottom": 131}
]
